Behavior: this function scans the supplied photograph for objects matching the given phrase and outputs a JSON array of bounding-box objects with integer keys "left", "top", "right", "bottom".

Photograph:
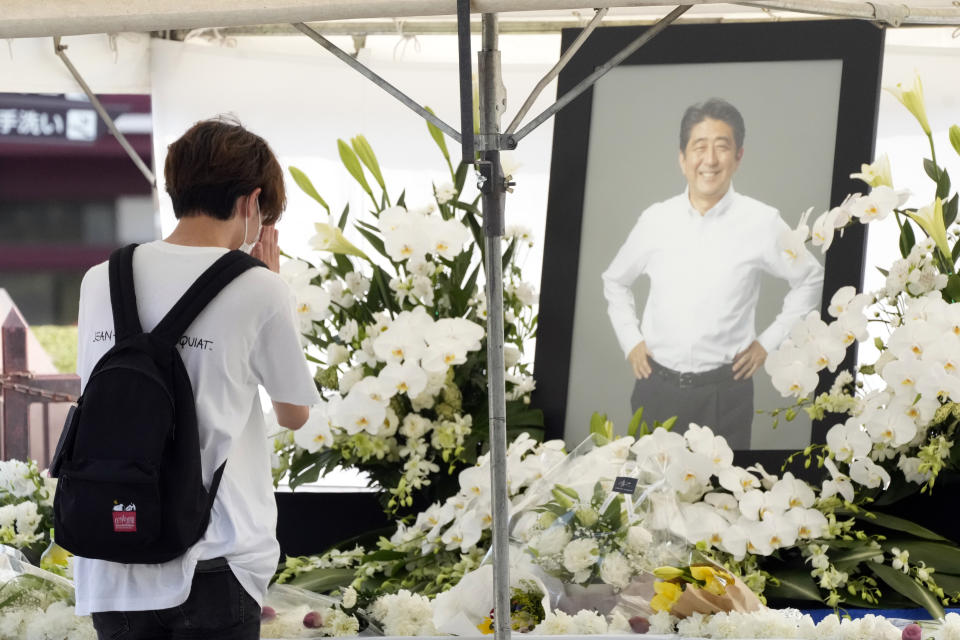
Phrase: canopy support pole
[
  {"left": 504, "top": 7, "right": 607, "bottom": 136},
  {"left": 505, "top": 4, "right": 692, "bottom": 147},
  {"left": 293, "top": 22, "right": 463, "bottom": 144},
  {"left": 53, "top": 36, "right": 156, "bottom": 187},
  {"left": 477, "top": 11, "right": 512, "bottom": 640}
]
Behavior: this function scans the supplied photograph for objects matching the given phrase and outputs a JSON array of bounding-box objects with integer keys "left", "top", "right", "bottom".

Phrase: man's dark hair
[
  {"left": 165, "top": 116, "right": 286, "bottom": 224},
  {"left": 679, "top": 98, "right": 745, "bottom": 151}
]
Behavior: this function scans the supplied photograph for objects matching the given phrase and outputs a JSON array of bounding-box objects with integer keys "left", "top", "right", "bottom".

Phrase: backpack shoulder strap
[
  {"left": 151, "top": 250, "right": 266, "bottom": 348},
  {"left": 108, "top": 244, "right": 143, "bottom": 341}
]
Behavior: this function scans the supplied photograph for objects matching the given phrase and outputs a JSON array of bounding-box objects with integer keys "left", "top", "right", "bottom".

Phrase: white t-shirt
[{"left": 73, "top": 240, "right": 321, "bottom": 615}]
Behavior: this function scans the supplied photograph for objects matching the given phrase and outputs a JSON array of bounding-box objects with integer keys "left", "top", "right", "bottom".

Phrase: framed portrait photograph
[{"left": 534, "top": 20, "right": 885, "bottom": 467}]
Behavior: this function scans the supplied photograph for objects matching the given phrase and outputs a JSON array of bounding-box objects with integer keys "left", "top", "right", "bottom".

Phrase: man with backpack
[{"left": 65, "top": 118, "right": 320, "bottom": 639}]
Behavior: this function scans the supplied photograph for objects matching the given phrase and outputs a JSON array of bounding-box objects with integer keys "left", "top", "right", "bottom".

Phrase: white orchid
[
  {"left": 826, "top": 420, "right": 872, "bottom": 463},
  {"left": 378, "top": 361, "right": 428, "bottom": 398},
  {"left": 821, "top": 458, "right": 855, "bottom": 502},
  {"left": 334, "top": 390, "right": 387, "bottom": 435},
  {"left": 848, "top": 458, "right": 891, "bottom": 489},
  {"left": 293, "top": 403, "right": 336, "bottom": 453}
]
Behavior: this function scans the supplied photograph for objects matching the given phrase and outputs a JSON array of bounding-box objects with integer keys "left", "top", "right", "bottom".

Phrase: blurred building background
[{"left": 0, "top": 93, "right": 155, "bottom": 326}]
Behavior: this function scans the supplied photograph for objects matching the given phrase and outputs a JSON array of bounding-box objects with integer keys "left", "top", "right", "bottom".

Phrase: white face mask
[{"left": 238, "top": 197, "right": 262, "bottom": 254}]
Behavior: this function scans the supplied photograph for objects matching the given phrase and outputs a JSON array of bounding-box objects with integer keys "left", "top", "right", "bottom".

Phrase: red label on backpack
[{"left": 113, "top": 508, "right": 137, "bottom": 533}]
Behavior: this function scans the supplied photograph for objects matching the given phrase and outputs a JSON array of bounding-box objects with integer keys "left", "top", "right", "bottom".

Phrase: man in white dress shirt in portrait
[{"left": 601, "top": 98, "right": 823, "bottom": 449}]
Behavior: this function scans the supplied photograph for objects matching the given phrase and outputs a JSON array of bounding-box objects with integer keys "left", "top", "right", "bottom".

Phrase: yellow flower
[
  {"left": 850, "top": 154, "right": 893, "bottom": 189},
  {"left": 310, "top": 223, "right": 369, "bottom": 260},
  {"left": 907, "top": 198, "right": 951, "bottom": 259},
  {"left": 886, "top": 75, "right": 932, "bottom": 135},
  {"left": 690, "top": 565, "right": 731, "bottom": 597},
  {"left": 477, "top": 617, "right": 494, "bottom": 635},
  {"left": 650, "top": 580, "right": 683, "bottom": 613},
  {"left": 653, "top": 566, "right": 686, "bottom": 581}
]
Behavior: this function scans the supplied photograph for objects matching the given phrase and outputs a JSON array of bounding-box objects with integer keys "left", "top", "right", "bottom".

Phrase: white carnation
[
  {"left": 562, "top": 538, "right": 599, "bottom": 574},
  {"left": 599, "top": 550, "right": 632, "bottom": 589}
]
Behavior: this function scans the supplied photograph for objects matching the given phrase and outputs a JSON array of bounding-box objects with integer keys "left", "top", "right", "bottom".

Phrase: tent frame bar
[
  {"left": 507, "top": 4, "right": 692, "bottom": 147},
  {"left": 504, "top": 7, "right": 608, "bottom": 136},
  {"left": 292, "top": 22, "right": 464, "bottom": 144},
  {"left": 52, "top": 37, "right": 157, "bottom": 187}
]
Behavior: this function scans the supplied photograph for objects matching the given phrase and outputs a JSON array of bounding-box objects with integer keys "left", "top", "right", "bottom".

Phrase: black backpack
[{"left": 52, "top": 244, "right": 265, "bottom": 564}]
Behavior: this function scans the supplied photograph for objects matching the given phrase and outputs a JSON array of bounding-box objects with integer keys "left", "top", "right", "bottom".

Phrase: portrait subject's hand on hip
[
  {"left": 629, "top": 341, "right": 653, "bottom": 379},
  {"left": 732, "top": 340, "right": 767, "bottom": 380},
  {"left": 252, "top": 225, "right": 280, "bottom": 273}
]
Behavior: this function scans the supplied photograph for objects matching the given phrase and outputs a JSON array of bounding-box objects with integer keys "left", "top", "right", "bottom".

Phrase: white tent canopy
[{"left": 2, "top": 0, "right": 960, "bottom": 39}]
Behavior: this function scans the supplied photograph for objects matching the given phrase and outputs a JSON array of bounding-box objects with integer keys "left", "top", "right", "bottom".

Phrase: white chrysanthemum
[
  {"left": 321, "top": 608, "right": 360, "bottom": 637},
  {"left": 647, "top": 610, "right": 677, "bottom": 634},
  {"left": 0, "top": 460, "right": 36, "bottom": 498},
  {"left": 937, "top": 612, "right": 960, "bottom": 640},
  {"left": 571, "top": 610, "right": 608, "bottom": 635},
  {"left": 531, "top": 610, "right": 576, "bottom": 635},
  {"left": 562, "top": 538, "right": 599, "bottom": 574}
]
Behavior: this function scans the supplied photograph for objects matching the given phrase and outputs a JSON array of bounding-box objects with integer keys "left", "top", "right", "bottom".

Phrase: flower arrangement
[
  {"left": 271, "top": 125, "right": 542, "bottom": 515},
  {"left": 276, "top": 433, "right": 565, "bottom": 602},
  {"left": 0, "top": 460, "right": 55, "bottom": 560},
  {"left": 760, "top": 74, "right": 960, "bottom": 615}
]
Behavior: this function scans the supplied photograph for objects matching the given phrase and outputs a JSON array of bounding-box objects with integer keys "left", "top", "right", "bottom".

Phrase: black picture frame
[{"left": 533, "top": 20, "right": 885, "bottom": 469}]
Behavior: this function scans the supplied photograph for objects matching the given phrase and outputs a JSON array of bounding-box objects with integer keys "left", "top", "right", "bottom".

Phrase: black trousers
[
  {"left": 91, "top": 559, "right": 260, "bottom": 640},
  {"left": 630, "top": 359, "right": 754, "bottom": 450}
]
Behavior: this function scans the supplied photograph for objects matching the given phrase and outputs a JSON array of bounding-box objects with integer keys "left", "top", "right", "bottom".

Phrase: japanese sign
[{"left": 0, "top": 95, "right": 100, "bottom": 144}]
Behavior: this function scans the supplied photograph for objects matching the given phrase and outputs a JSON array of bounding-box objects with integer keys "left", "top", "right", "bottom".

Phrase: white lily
[{"left": 850, "top": 153, "right": 893, "bottom": 189}]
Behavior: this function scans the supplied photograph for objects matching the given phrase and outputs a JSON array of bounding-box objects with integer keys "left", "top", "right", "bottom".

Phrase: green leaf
[
  {"left": 946, "top": 274, "right": 960, "bottom": 303},
  {"left": 424, "top": 106, "right": 450, "bottom": 163},
  {"left": 945, "top": 193, "right": 959, "bottom": 234},
  {"left": 950, "top": 124, "right": 960, "bottom": 157},
  {"left": 502, "top": 238, "right": 517, "bottom": 271},
  {"left": 289, "top": 166, "right": 329, "bottom": 212},
  {"left": 659, "top": 416, "right": 677, "bottom": 432},
  {"left": 831, "top": 545, "right": 884, "bottom": 570},
  {"left": 338, "top": 203, "right": 350, "bottom": 231},
  {"left": 337, "top": 139, "right": 373, "bottom": 197},
  {"left": 454, "top": 162, "right": 469, "bottom": 193},
  {"left": 932, "top": 572, "right": 960, "bottom": 597},
  {"left": 589, "top": 412, "right": 612, "bottom": 443},
  {"left": 627, "top": 407, "right": 644, "bottom": 438},
  {"left": 505, "top": 405, "right": 544, "bottom": 428},
  {"left": 289, "top": 567, "right": 356, "bottom": 593},
  {"left": 899, "top": 217, "right": 917, "bottom": 259},
  {"left": 354, "top": 224, "right": 390, "bottom": 261},
  {"left": 937, "top": 168, "right": 952, "bottom": 201},
  {"left": 876, "top": 266, "right": 889, "bottom": 277},
  {"left": 868, "top": 561, "right": 945, "bottom": 619},
  {"left": 351, "top": 135, "right": 386, "bottom": 192},
  {"left": 763, "top": 569, "right": 822, "bottom": 604},
  {"left": 362, "top": 549, "right": 407, "bottom": 562},
  {"left": 924, "top": 158, "right": 940, "bottom": 183},
  {"left": 372, "top": 266, "right": 398, "bottom": 314},
  {"left": 847, "top": 510, "right": 948, "bottom": 541}
]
